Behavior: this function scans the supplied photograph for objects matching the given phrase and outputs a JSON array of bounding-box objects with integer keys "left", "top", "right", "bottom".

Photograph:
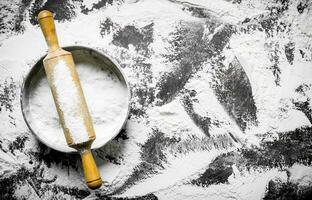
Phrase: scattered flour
[
  {"left": 155, "top": 168, "right": 288, "bottom": 200},
  {"left": 0, "top": 0, "right": 312, "bottom": 198},
  {"left": 119, "top": 148, "right": 235, "bottom": 197},
  {"left": 288, "top": 164, "right": 312, "bottom": 186}
]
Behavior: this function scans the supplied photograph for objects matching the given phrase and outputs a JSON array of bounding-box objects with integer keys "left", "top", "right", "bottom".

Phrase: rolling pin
[{"left": 38, "top": 10, "right": 102, "bottom": 189}]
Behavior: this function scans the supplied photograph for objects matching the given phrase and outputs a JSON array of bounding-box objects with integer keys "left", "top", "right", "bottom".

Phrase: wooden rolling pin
[{"left": 38, "top": 10, "right": 102, "bottom": 189}]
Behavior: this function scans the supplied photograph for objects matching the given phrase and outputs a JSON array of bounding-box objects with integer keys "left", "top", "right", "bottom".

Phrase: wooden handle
[
  {"left": 38, "top": 10, "right": 60, "bottom": 52},
  {"left": 80, "top": 149, "right": 102, "bottom": 189}
]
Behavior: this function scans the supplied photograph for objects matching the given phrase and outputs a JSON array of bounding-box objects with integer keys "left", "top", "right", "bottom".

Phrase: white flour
[
  {"left": 28, "top": 57, "right": 128, "bottom": 152},
  {"left": 0, "top": 0, "right": 312, "bottom": 198}
]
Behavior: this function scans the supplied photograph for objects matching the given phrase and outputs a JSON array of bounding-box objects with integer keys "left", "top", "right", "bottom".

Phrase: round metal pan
[{"left": 21, "top": 46, "right": 130, "bottom": 153}]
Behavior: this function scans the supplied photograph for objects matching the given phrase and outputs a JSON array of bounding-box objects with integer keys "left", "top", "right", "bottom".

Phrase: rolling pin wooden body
[{"left": 38, "top": 10, "right": 102, "bottom": 189}]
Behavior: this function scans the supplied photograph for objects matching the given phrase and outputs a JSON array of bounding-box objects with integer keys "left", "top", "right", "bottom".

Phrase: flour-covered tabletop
[{"left": 1, "top": 0, "right": 312, "bottom": 199}]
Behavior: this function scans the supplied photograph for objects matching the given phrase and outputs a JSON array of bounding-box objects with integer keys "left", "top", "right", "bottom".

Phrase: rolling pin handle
[
  {"left": 38, "top": 10, "right": 60, "bottom": 52},
  {"left": 80, "top": 148, "right": 103, "bottom": 189}
]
